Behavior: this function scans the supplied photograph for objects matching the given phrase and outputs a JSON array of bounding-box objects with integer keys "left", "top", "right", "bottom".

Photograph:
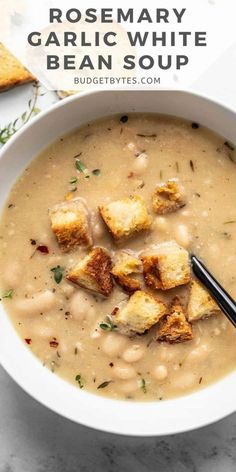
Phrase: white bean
[
  {"left": 152, "top": 365, "right": 168, "bottom": 381},
  {"left": 186, "top": 344, "right": 210, "bottom": 363},
  {"left": 132, "top": 153, "right": 148, "bottom": 174},
  {"left": 93, "top": 221, "right": 104, "bottom": 239},
  {"left": 122, "top": 344, "right": 146, "bottom": 363},
  {"left": 69, "top": 291, "right": 95, "bottom": 321},
  {"left": 173, "top": 372, "right": 196, "bottom": 389},
  {"left": 60, "top": 282, "right": 75, "bottom": 298},
  {"left": 15, "top": 290, "right": 56, "bottom": 316},
  {"left": 174, "top": 224, "right": 191, "bottom": 248},
  {"left": 3, "top": 260, "right": 22, "bottom": 288},
  {"left": 101, "top": 333, "right": 127, "bottom": 357},
  {"left": 153, "top": 216, "right": 169, "bottom": 233},
  {"left": 119, "top": 379, "right": 139, "bottom": 394},
  {"left": 113, "top": 362, "right": 137, "bottom": 380},
  {"left": 30, "top": 322, "right": 55, "bottom": 339}
]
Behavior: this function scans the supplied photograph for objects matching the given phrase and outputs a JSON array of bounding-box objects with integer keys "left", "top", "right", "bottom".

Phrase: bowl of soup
[{"left": 0, "top": 89, "right": 236, "bottom": 436}]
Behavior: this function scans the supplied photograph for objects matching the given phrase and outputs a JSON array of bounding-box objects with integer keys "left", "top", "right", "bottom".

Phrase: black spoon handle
[{"left": 191, "top": 255, "right": 236, "bottom": 328}]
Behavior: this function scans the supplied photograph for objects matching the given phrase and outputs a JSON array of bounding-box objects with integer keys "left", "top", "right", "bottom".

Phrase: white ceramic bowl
[{"left": 0, "top": 90, "right": 236, "bottom": 436}]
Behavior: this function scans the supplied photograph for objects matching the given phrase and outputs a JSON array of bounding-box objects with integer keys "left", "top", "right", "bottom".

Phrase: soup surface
[{"left": 1, "top": 113, "right": 236, "bottom": 401}]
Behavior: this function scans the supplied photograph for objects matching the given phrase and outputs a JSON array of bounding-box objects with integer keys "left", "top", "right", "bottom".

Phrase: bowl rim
[{"left": 1, "top": 88, "right": 236, "bottom": 437}]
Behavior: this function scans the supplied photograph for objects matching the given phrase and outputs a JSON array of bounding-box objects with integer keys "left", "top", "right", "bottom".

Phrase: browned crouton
[
  {"left": 67, "top": 247, "right": 113, "bottom": 297},
  {"left": 49, "top": 198, "right": 92, "bottom": 252},
  {"left": 155, "top": 297, "right": 193, "bottom": 343},
  {"left": 111, "top": 251, "right": 142, "bottom": 293},
  {"left": 112, "top": 290, "right": 166, "bottom": 335},
  {"left": 187, "top": 280, "right": 221, "bottom": 322},
  {"left": 141, "top": 241, "right": 190, "bottom": 290},
  {"left": 0, "top": 43, "right": 35, "bottom": 92},
  {"left": 99, "top": 195, "right": 152, "bottom": 241},
  {"left": 152, "top": 179, "right": 185, "bottom": 215}
]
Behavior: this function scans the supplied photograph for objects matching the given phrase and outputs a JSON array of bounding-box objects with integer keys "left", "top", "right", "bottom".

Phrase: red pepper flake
[
  {"left": 49, "top": 339, "right": 59, "bottom": 348},
  {"left": 25, "top": 338, "right": 32, "bottom": 345},
  {"left": 37, "top": 245, "right": 49, "bottom": 254}
]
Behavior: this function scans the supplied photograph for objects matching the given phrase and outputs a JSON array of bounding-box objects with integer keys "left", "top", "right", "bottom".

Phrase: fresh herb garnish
[
  {"left": 75, "top": 374, "right": 84, "bottom": 389},
  {"left": 97, "top": 380, "right": 113, "bottom": 389},
  {"left": 189, "top": 160, "right": 195, "bottom": 172},
  {"left": 137, "top": 133, "right": 157, "bottom": 138},
  {"left": 2, "top": 289, "right": 14, "bottom": 299},
  {"left": 51, "top": 266, "right": 65, "bottom": 284},
  {"left": 69, "top": 176, "right": 78, "bottom": 184},
  {"left": 0, "top": 83, "right": 40, "bottom": 146},
  {"left": 140, "top": 378, "right": 147, "bottom": 393},
  {"left": 75, "top": 159, "right": 86, "bottom": 173},
  {"left": 99, "top": 315, "right": 117, "bottom": 331},
  {"left": 92, "top": 169, "right": 101, "bottom": 176}
]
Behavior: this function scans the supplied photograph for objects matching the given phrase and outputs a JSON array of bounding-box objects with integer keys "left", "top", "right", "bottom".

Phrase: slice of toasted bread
[
  {"left": 112, "top": 290, "right": 167, "bottom": 335},
  {"left": 0, "top": 43, "right": 35, "bottom": 92},
  {"left": 187, "top": 280, "right": 221, "bottom": 322},
  {"left": 155, "top": 297, "right": 193, "bottom": 343},
  {"left": 111, "top": 251, "right": 142, "bottom": 293},
  {"left": 67, "top": 247, "right": 113, "bottom": 297}
]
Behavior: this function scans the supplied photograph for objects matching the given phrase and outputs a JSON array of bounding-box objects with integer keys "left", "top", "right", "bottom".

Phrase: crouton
[
  {"left": 99, "top": 195, "right": 152, "bottom": 241},
  {"left": 155, "top": 297, "right": 193, "bottom": 343},
  {"left": 112, "top": 290, "right": 167, "bottom": 335},
  {"left": 152, "top": 179, "right": 185, "bottom": 215},
  {"left": 0, "top": 43, "right": 35, "bottom": 92},
  {"left": 111, "top": 251, "right": 142, "bottom": 293},
  {"left": 141, "top": 241, "right": 190, "bottom": 290},
  {"left": 49, "top": 198, "right": 92, "bottom": 252},
  {"left": 187, "top": 280, "right": 221, "bottom": 322},
  {"left": 66, "top": 247, "right": 113, "bottom": 297}
]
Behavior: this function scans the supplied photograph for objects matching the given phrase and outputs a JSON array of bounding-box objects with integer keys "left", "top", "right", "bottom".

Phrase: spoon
[{"left": 191, "top": 255, "right": 236, "bottom": 327}]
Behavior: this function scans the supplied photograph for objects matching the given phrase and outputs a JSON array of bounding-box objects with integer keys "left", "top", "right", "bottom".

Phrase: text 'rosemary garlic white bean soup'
[{"left": 1, "top": 113, "right": 236, "bottom": 401}]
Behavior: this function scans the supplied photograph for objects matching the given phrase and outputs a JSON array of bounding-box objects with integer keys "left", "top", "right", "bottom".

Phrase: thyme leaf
[
  {"left": 97, "top": 380, "right": 113, "bottom": 389},
  {"left": 75, "top": 374, "right": 84, "bottom": 389},
  {"left": 51, "top": 266, "right": 65, "bottom": 284},
  {"left": 99, "top": 315, "right": 117, "bottom": 331},
  {"left": 0, "top": 83, "right": 40, "bottom": 146},
  {"left": 140, "top": 378, "right": 147, "bottom": 393},
  {"left": 75, "top": 159, "right": 86, "bottom": 173},
  {"left": 2, "top": 289, "right": 14, "bottom": 299}
]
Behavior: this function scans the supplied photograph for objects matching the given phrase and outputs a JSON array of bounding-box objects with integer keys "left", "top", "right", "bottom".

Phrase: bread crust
[
  {"left": 67, "top": 247, "right": 113, "bottom": 297},
  {"left": 49, "top": 198, "right": 92, "bottom": 252},
  {"left": 99, "top": 195, "right": 152, "bottom": 241},
  {"left": 152, "top": 179, "right": 185, "bottom": 215},
  {"left": 156, "top": 297, "right": 193, "bottom": 343},
  {"left": 112, "top": 290, "right": 167, "bottom": 335},
  {"left": 187, "top": 280, "right": 221, "bottom": 322},
  {"left": 0, "top": 43, "right": 35, "bottom": 91}
]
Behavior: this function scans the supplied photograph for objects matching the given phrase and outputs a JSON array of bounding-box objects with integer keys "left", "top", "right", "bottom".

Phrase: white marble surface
[{"left": 1, "top": 44, "right": 236, "bottom": 471}]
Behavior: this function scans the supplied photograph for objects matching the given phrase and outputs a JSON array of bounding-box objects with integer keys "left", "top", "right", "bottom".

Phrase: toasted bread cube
[
  {"left": 112, "top": 290, "right": 166, "bottom": 335},
  {"left": 67, "top": 247, "right": 113, "bottom": 297},
  {"left": 141, "top": 241, "right": 190, "bottom": 290},
  {"left": 49, "top": 198, "right": 92, "bottom": 252},
  {"left": 111, "top": 251, "right": 142, "bottom": 293},
  {"left": 99, "top": 195, "right": 151, "bottom": 241},
  {"left": 187, "top": 280, "right": 221, "bottom": 322},
  {"left": 156, "top": 297, "right": 193, "bottom": 343},
  {"left": 152, "top": 179, "right": 185, "bottom": 215}
]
